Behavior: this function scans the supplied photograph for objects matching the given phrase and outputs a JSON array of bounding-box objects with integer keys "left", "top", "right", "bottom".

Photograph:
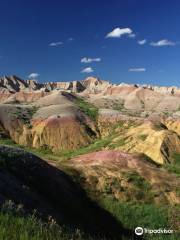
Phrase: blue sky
[{"left": 0, "top": 0, "right": 180, "bottom": 86}]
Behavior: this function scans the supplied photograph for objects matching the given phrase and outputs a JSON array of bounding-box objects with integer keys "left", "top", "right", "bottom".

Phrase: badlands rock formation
[
  {"left": 0, "top": 91, "right": 98, "bottom": 151},
  {"left": 0, "top": 75, "right": 43, "bottom": 92},
  {"left": 0, "top": 74, "right": 179, "bottom": 238},
  {"left": 97, "top": 110, "right": 180, "bottom": 164},
  {"left": 67, "top": 150, "right": 180, "bottom": 204},
  {"left": 0, "top": 75, "right": 179, "bottom": 164}
]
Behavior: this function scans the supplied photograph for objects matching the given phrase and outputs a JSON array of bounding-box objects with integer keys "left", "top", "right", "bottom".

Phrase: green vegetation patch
[
  {"left": 0, "top": 201, "right": 93, "bottom": 240},
  {"left": 120, "top": 171, "right": 154, "bottom": 202},
  {"left": 75, "top": 97, "right": 98, "bottom": 121},
  {"left": 165, "top": 153, "right": 180, "bottom": 177},
  {"left": 138, "top": 134, "right": 148, "bottom": 141},
  {"left": 124, "top": 171, "right": 151, "bottom": 191},
  {"left": 100, "top": 197, "right": 169, "bottom": 229},
  {"left": 58, "top": 135, "right": 115, "bottom": 161},
  {"left": 13, "top": 106, "right": 39, "bottom": 129},
  {"left": 0, "top": 133, "right": 113, "bottom": 162},
  {"left": 100, "top": 196, "right": 179, "bottom": 240}
]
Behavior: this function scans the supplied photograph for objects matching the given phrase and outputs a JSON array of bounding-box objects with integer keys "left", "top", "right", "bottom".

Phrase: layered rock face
[
  {"left": 111, "top": 121, "right": 180, "bottom": 164},
  {"left": 0, "top": 75, "right": 28, "bottom": 92},
  {"left": 44, "top": 81, "right": 85, "bottom": 93},
  {"left": 0, "top": 75, "right": 43, "bottom": 92},
  {"left": 150, "top": 86, "right": 180, "bottom": 96},
  {"left": 0, "top": 76, "right": 110, "bottom": 103},
  {"left": 97, "top": 110, "right": 180, "bottom": 164},
  {"left": 0, "top": 92, "right": 98, "bottom": 151},
  {"left": 44, "top": 77, "right": 110, "bottom": 94},
  {"left": 1, "top": 75, "right": 180, "bottom": 111},
  {"left": 0, "top": 74, "right": 179, "bottom": 163},
  {"left": 163, "top": 118, "right": 180, "bottom": 136},
  {"left": 91, "top": 85, "right": 180, "bottom": 112},
  {"left": 81, "top": 77, "right": 111, "bottom": 94},
  {"left": 2, "top": 91, "right": 50, "bottom": 104},
  {"left": 0, "top": 76, "right": 45, "bottom": 103}
]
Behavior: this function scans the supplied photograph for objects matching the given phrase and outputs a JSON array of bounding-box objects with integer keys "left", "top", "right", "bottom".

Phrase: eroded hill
[
  {"left": 0, "top": 145, "right": 131, "bottom": 239},
  {"left": 0, "top": 75, "right": 180, "bottom": 239}
]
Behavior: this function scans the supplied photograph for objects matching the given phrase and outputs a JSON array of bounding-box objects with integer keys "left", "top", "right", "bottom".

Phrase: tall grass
[{"left": 99, "top": 196, "right": 179, "bottom": 240}]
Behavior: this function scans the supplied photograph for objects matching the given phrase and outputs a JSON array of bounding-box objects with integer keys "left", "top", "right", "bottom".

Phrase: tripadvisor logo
[
  {"left": 135, "top": 227, "right": 174, "bottom": 235},
  {"left": 135, "top": 227, "right": 143, "bottom": 235}
]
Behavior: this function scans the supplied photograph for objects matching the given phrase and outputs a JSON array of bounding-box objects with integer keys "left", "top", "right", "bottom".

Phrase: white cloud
[
  {"left": 150, "top": 39, "right": 176, "bottom": 47},
  {"left": 129, "top": 68, "right": 146, "bottom": 72},
  {"left": 49, "top": 41, "right": 63, "bottom": 47},
  {"left": 81, "top": 57, "right": 101, "bottom": 63},
  {"left": 138, "top": 39, "right": 147, "bottom": 45},
  {"left": 106, "top": 27, "right": 134, "bottom": 38},
  {"left": 68, "top": 38, "right": 74, "bottom": 41},
  {"left": 129, "top": 33, "right": 136, "bottom": 38},
  {"left": 28, "top": 73, "right": 39, "bottom": 79},
  {"left": 81, "top": 67, "right": 94, "bottom": 73}
]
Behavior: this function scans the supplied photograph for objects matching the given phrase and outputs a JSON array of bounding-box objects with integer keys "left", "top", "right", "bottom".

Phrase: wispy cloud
[
  {"left": 128, "top": 33, "right": 136, "bottom": 38},
  {"left": 129, "top": 68, "right": 146, "bottom": 72},
  {"left": 81, "top": 57, "right": 101, "bottom": 63},
  {"left": 68, "top": 37, "right": 74, "bottom": 41},
  {"left": 150, "top": 39, "right": 176, "bottom": 47},
  {"left": 106, "top": 27, "right": 135, "bottom": 38},
  {"left": 28, "top": 73, "right": 39, "bottom": 79},
  {"left": 49, "top": 41, "right": 63, "bottom": 47},
  {"left": 138, "top": 39, "right": 147, "bottom": 45},
  {"left": 81, "top": 67, "right": 94, "bottom": 73}
]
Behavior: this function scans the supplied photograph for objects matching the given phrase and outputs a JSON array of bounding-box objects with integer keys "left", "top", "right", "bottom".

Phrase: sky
[{"left": 0, "top": 0, "right": 180, "bottom": 86}]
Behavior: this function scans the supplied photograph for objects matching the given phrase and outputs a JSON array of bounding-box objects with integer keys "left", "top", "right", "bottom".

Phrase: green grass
[
  {"left": 0, "top": 133, "right": 114, "bottom": 162},
  {"left": 75, "top": 97, "right": 98, "bottom": 121},
  {"left": 138, "top": 134, "right": 148, "bottom": 141},
  {"left": 123, "top": 171, "right": 154, "bottom": 202},
  {"left": 13, "top": 106, "right": 39, "bottom": 129},
  {"left": 108, "top": 137, "right": 127, "bottom": 149},
  {"left": 0, "top": 118, "right": 136, "bottom": 162},
  {"left": 56, "top": 135, "right": 115, "bottom": 161},
  {"left": 124, "top": 171, "right": 151, "bottom": 190},
  {"left": 0, "top": 137, "right": 60, "bottom": 161},
  {"left": 0, "top": 201, "right": 94, "bottom": 240},
  {"left": 0, "top": 138, "right": 17, "bottom": 146},
  {"left": 100, "top": 196, "right": 179, "bottom": 240},
  {"left": 100, "top": 197, "right": 168, "bottom": 229},
  {"left": 165, "top": 153, "right": 180, "bottom": 177}
]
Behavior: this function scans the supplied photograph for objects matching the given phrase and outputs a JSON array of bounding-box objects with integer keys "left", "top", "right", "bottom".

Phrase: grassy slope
[
  {"left": 0, "top": 115, "right": 179, "bottom": 239},
  {"left": 75, "top": 97, "right": 99, "bottom": 122},
  {"left": 0, "top": 134, "right": 114, "bottom": 161},
  {"left": 0, "top": 138, "right": 180, "bottom": 240},
  {"left": 0, "top": 204, "right": 92, "bottom": 240},
  {"left": 0, "top": 212, "right": 74, "bottom": 240},
  {"left": 165, "top": 153, "right": 180, "bottom": 177},
  {"left": 0, "top": 145, "right": 131, "bottom": 240},
  {"left": 100, "top": 196, "right": 179, "bottom": 240}
]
